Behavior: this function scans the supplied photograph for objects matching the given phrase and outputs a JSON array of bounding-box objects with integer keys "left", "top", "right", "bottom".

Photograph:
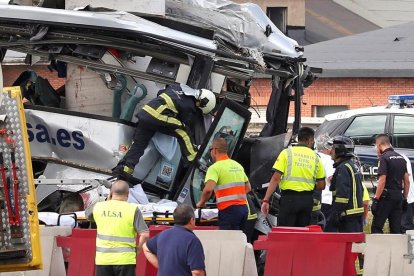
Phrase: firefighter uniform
[
  {"left": 273, "top": 145, "right": 325, "bottom": 227},
  {"left": 310, "top": 189, "right": 322, "bottom": 226},
  {"left": 115, "top": 84, "right": 199, "bottom": 175},
  {"left": 205, "top": 157, "right": 249, "bottom": 230},
  {"left": 243, "top": 194, "right": 258, "bottom": 243},
  {"left": 328, "top": 159, "right": 364, "bottom": 233}
]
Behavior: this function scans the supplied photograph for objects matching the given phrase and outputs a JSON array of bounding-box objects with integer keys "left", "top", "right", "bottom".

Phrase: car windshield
[{"left": 315, "top": 119, "right": 345, "bottom": 137}]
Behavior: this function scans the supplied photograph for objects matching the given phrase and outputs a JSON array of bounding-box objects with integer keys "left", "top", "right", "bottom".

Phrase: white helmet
[{"left": 197, "top": 89, "right": 216, "bottom": 114}]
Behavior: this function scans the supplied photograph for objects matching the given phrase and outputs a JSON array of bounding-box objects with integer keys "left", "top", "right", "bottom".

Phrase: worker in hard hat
[{"left": 113, "top": 84, "right": 216, "bottom": 180}]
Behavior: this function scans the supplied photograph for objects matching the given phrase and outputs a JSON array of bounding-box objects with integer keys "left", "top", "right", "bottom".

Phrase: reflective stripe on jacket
[
  {"left": 331, "top": 160, "right": 364, "bottom": 217},
  {"left": 215, "top": 181, "right": 247, "bottom": 210},
  {"left": 93, "top": 200, "right": 137, "bottom": 265},
  {"left": 206, "top": 159, "right": 248, "bottom": 210}
]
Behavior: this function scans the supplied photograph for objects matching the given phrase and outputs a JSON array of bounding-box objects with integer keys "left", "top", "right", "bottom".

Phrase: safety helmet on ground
[
  {"left": 197, "top": 89, "right": 216, "bottom": 114},
  {"left": 328, "top": 136, "right": 355, "bottom": 158}
]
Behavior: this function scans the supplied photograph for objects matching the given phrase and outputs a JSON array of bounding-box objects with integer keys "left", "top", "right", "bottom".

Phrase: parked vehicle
[{"left": 316, "top": 94, "right": 414, "bottom": 185}]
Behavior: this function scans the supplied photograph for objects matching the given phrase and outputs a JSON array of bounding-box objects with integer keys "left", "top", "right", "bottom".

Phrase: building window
[
  {"left": 266, "top": 7, "right": 287, "bottom": 34},
  {"left": 313, "top": 105, "right": 348, "bottom": 118}
]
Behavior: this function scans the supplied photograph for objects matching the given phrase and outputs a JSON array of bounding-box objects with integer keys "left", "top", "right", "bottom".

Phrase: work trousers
[
  {"left": 321, "top": 203, "right": 337, "bottom": 232},
  {"left": 243, "top": 218, "right": 258, "bottom": 244},
  {"left": 402, "top": 202, "right": 414, "bottom": 232},
  {"left": 95, "top": 265, "right": 135, "bottom": 276},
  {"left": 371, "top": 190, "right": 403, "bottom": 234},
  {"left": 278, "top": 191, "right": 313, "bottom": 227},
  {"left": 118, "top": 117, "right": 196, "bottom": 170},
  {"left": 338, "top": 215, "right": 363, "bottom": 233},
  {"left": 218, "top": 205, "right": 248, "bottom": 230}
]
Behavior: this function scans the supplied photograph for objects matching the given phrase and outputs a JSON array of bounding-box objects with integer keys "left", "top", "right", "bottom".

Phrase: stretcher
[{"left": 38, "top": 202, "right": 219, "bottom": 227}]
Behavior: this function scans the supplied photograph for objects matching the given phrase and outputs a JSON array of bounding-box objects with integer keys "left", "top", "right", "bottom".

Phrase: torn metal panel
[
  {"left": 65, "top": 0, "right": 165, "bottom": 15},
  {"left": 0, "top": 5, "right": 217, "bottom": 52},
  {"left": 165, "top": 0, "right": 301, "bottom": 59}
]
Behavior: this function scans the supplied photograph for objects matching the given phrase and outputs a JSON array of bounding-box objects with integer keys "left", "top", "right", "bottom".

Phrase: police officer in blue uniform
[
  {"left": 113, "top": 84, "right": 216, "bottom": 179},
  {"left": 371, "top": 134, "right": 410, "bottom": 234}
]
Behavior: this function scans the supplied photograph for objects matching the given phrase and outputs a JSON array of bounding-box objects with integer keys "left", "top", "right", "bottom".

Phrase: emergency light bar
[{"left": 388, "top": 94, "right": 414, "bottom": 105}]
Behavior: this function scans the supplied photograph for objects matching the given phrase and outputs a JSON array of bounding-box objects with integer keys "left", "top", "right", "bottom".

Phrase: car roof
[{"left": 324, "top": 105, "right": 414, "bottom": 121}]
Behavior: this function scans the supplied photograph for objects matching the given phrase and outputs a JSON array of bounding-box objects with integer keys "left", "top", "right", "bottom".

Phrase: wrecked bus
[{"left": 0, "top": 1, "right": 319, "bottom": 233}]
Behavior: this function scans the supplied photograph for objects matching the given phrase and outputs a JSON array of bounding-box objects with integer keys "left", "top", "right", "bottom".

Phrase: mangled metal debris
[{"left": 0, "top": 1, "right": 319, "bottom": 214}]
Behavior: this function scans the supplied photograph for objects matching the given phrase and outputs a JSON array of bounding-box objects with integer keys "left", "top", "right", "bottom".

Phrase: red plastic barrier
[
  {"left": 271, "top": 225, "right": 323, "bottom": 233},
  {"left": 56, "top": 226, "right": 219, "bottom": 276},
  {"left": 254, "top": 229, "right": 364, "bottom": 276},
  {"left": 56, "top": 229, "right": 97, "bottom": 276},
  {"left": 138, "top": 225, "right": 219, "bottom": 276}
]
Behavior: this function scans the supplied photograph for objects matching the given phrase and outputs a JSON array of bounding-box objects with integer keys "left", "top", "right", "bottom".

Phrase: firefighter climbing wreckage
[{"left": 0, "top": 0, "right": 319, "bottom": 244}]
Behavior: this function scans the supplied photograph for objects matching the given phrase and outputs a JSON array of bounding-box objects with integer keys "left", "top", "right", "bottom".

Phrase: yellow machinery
[{"left": 0, "top": 87, "right": 42, "bottom": 272}]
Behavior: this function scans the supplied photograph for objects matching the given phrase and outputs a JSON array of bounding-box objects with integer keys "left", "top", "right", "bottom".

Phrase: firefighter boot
[{"left": 112, "top": 165, "right": 140, "bottom": 187}]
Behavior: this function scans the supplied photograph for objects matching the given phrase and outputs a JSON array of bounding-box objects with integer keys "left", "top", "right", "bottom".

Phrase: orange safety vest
[{"left": 206, "top": 157, "right": 247, "bottom": 210}]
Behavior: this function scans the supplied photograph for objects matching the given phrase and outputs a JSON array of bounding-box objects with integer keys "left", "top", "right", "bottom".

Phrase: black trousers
[
  {"left": 278, "top": 191, "right": 313, "bottom": 227},
  {"left": 243, "top": 218, "right": 258, "bottom": 243},
  {"left": 95, "top": 265, "right": 135, "bottom": 276},
  {"left": 321, "top": 203, "right": 337, "bottom": 232},
  {"left": 371, "top": 190, "right": 403, "bottom": 234},
  {"left": 402, "top": 202, "right": 414, "bottom": 232},
  {"left": 339, "top": 215, "right": 363, "bottom": 233},
  {"left": 117, "top": 117, "right": 196, "bottom": 170}
]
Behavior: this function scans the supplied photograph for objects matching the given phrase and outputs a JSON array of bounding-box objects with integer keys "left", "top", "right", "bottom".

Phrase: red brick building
[
  {"left": 250, "top": 78, "right": 414, "bottom": 118},
  {"left": 3, "top": 64, "right": 64, "bottom": 90}
]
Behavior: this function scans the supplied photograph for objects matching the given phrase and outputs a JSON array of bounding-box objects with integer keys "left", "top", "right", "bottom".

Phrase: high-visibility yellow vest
[
  {"left": 273, "top": 146, "right": 325, "bottom": 192},
  {"left": 206, "top": 158, "right": 248, "bottom": 210},
  {"left": 93, "top": 200, "right": 137, "bottom": 265}
]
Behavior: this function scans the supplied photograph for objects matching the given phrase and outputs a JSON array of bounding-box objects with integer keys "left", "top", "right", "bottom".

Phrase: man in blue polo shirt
[{"left": 143, "top": 204, "right": 205, "bottom": 276}]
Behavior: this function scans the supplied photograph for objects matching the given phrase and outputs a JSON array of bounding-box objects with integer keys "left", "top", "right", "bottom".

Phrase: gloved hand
[
  {"left": 371, "top": 198, "right": 379, "bottom": 216},
  {"left": 403, "top": 199, "right": 408, "bottom": 212},
  {"left": 363, "top": 218, "right": 368, "bottom": 226}
]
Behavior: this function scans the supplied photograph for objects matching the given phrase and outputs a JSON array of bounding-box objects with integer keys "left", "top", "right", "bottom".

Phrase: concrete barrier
[
  {"left": 363, "top": 234, "right": 414, "bottom": 276},
  {"left": 194, "top": 230, "right": 257, "bottom": 276}
]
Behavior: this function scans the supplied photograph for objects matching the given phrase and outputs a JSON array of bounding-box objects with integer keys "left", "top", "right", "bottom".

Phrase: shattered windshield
[{"left": 192, "top": 107, "right": 247, "bottom": 204}]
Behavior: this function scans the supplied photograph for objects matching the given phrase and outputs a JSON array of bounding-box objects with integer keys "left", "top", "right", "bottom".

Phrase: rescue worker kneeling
[
  {"left": 326, "top": 136, "right": 364, "bottom": 233},
  {"left": 113, "top": 84, "right": 216, "bottom": 180}
]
